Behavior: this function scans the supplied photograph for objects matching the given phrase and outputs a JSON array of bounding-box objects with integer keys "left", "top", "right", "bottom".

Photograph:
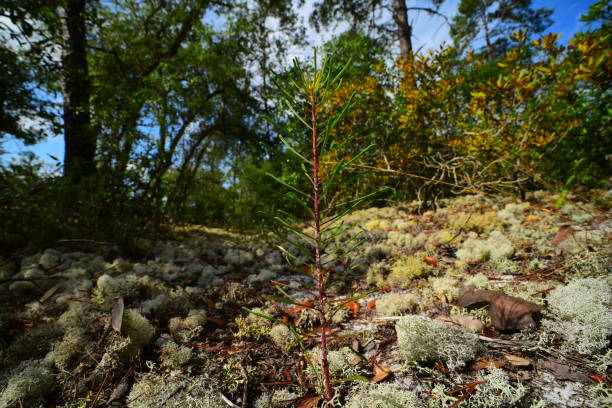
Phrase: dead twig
[
  {"left": 219, "top": 392, "right": 241, "bottom": 408},
  {"left": 238, "top": 362, "right": 248, "bottom": 408}
]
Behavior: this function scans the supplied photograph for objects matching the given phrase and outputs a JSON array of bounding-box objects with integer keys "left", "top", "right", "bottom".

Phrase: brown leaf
[
  {"left": 371, "top": 363, "right": 391, "bottom": 383},
  {"left": 111, "top": 297, "right": 124, "bottom": 333},
  {"left": 488, "top": 295, "right": 543, "bottom": 331},
  {"left": 551, "top": 225, "right": 573, "bottom": 248},
  {"left": 297, "top": 396, "right": 322, "bottom": 408},
  {"left": 458, "top": 286, "right": 498, "bottom": 307},
  {"left": 538, "top": 359, "right": 590, "bottom": 382},
  {"left": 504, "top": 354, "right": 531, "bottom": 367},
  {"left": 470, "top": 357, "right": 504, "bottom": 371},
  {"left": 106, "top": 380, "right": 129, "bottom": 404},
  {"left": 458, "top": 286, "right": 543, "bottom": 331},
  {"left": 39, "top": 284, "right": 60, "bottom": 303},
  {"left": 206, "top": 317, "right": 227, "bottom": 326}
]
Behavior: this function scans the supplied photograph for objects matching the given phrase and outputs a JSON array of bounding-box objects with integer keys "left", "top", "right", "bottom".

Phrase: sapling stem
[{"left": 309, "top": 88, "right": 334, "bottom": 406}]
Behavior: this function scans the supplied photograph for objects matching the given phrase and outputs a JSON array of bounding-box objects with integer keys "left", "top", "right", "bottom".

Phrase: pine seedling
[{"left": 253, "top": 51, "right": 384, "bottom": 406}]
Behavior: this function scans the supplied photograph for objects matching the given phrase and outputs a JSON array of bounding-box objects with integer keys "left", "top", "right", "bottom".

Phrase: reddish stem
[{"left": 310, "top": 92, "right": 334, "bottom": 406}]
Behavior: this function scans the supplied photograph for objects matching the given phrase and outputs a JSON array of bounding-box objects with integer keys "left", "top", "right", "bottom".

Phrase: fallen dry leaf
[
  {"left": 538, "top": 359, "right": 590, "bottom": 382},
  {"left": 206, "top": 317, "right": 227, "bottom": 326},
  {"left": 111, "top": 297, "right": 124, "bottom": 333},
  {"left": 504, "top": 354, "right": 531, "bottom": 367},
  {"left": 296, "top": 396, "right": 322, "bottom": 408},
  {"left": 458, "top": 286, "right": 543, "bottom": 331},
  {"left": 588, "top": 374, "right": 604, "bottom": 383},
  {"left": 371, "top": 363, "right": 391, "bottom": 383},
  {"left": 343, "top": 301, "right": 360, "bottom": 317},
  {"left": 424, "top": 256, "right": 438, "bottom": 266},
  {"left": 470, "top": 357, "right": 504, "bottom": 371},
  {"left": 366, "top": 299, "right": 377, "bottom": 312},
  {"left": 551, "top": 225, "right": 573, "bottom": 248}
]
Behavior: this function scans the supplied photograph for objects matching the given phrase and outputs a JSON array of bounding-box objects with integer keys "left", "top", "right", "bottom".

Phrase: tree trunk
[
  {"left": 392, "top": 0, "right": 412, "bottom": 58},
  {"left": 59, "top": 0, "right": 95, "bottom": 181},
  {"left": 481, "top": 10, "right": 493, "bottom": 60}
]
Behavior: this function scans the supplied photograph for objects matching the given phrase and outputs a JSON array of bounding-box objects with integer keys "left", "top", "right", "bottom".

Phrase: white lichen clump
[
  {"left": 269, "top": 324, "right": 293, "bottom": 350},
  {"left": 254, "top": 389, "right": 300, "bottom": 408},
  {"left": 168, "top": 309, "right": 207, "bottom": 341},
  {"left": 376, "top": 292, "right": 417, "bottom": 316},
  {"left": 430, "top": 276, "right": 460, "bottom": 302},
  {"left": 123, "top": 309, "right": 156, "bottom": 355},
  {"left": 306, "top": 347, "right": 361, "bottom": 392},
  {"left": 543, "top": 277, "right": 611, "bottom": 354},
  {"left": 0, "top": 362, "right": 54, "bottom": 407},
  {"left": 127, "top": 373, "right": 225, "bottom": 408},
  {"left": 159, "top": 341, "right": 193, "bottom": 370},
  {"left": 456, "top": 231, "right": 514, "bottom": 263},
  {"left": 344, "top": 382, "right": 424, "bottom": 408},
  {"left": 395, "top": 315, "right": 480, "bottom": 371},
  {"left": 43, "top": 329, "right": 88, "bottom": 370},
  {"left": 463, "top": 273, "right": 491, "bottom": 290},
  {"left": 468, "top": 366, "right": 526, "bottom": 407}
]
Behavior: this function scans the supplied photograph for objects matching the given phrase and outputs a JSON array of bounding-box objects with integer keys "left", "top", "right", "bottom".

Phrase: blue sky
[{"left": 1, "top": 0, "right": 597, "bottom": 168}]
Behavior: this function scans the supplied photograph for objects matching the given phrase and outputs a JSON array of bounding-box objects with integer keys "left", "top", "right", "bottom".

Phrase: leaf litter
[{"left": 0, "top": 192, "right": 610, "bottom": 407}]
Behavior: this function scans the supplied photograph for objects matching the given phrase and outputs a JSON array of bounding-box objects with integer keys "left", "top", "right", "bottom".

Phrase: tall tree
[
  {"left": 310, "top": 0, "right": 445, "bottom": 58},
  {"left": 450, "top": 0, "right": 553, "bottom": 59},
  {"left": 0, "top": 0, "right": 62, "bottom": 147},
  {"left": 231, "top": 0, "right": 306, "bottom": 141},
  {"left": 59, "top": 0, "right": 95, "bottom": 180}
]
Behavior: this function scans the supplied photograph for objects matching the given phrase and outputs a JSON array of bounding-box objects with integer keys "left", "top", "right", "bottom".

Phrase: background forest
[{"left": 0, "top": 0, "right": 610, "bottom": 253}]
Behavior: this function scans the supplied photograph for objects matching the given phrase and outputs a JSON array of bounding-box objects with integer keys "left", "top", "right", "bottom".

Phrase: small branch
[
  {"left": 238, "top": 362, "right": 248, "bottom": 408},
  {"left": 219, "top": 392, "right": 241, "bottom": 408}
]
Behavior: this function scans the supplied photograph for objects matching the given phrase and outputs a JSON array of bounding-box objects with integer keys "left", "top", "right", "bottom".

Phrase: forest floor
[{"left": 0, "top": 190, "right": 610, "bottom": 408}]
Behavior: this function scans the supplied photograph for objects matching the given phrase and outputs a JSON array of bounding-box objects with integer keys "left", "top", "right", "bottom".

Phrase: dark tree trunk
[
  {"left": 392, "top": 0, "right": 412, "bottom": 58},
  {"left": 59, "top": 0, "right": 95, "bottom": 181}
]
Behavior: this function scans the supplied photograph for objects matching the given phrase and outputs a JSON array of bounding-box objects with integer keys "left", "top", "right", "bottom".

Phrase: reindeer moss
[
  {"left": 543, "top": 277, "right": 611, "bottom": 354},
  {"left": 345, "top": 382, "right": 424, "bottom": 408},
  {"left": 269, "top": 324, "right": 293, "bottom": 351},
  {"left": 449, "top": 212, "right": 503, "bottom": 233},
  {"left": 430, "top": 276, "right": 460, "bottom": 302},
  {"left": 123, "top": 309, "right": 155, "bottom": 356},
  {"left": 43, "top": 329, "right": 89, "bottom": 370},
  {"left": 387, "top": 256, "right": 431, "bottom": 288},
  {"left": 0, "top": 361, "right": 54, "bottom": 407},
  {"left": 456, "top": 231, "right": 514, "bottom": 263},
  {"left": 235, "top": 315, "right": 270, "bottom": 340},
  {"left": 159, "top": 341, "right": 192, "bottom": 370},
  {"left": 254, "top": 389, "right": 299, "bottom": 408},
  {"left": 127, "top": 373, "right": 224, "bottom": 408},
  {"left": 376, "top": 292, "right": 417, "bottom": 316},
  {"left": 395, "top": 315, "right": 480, "bottom": 371},
  {"left": 463, "top": 273, "right": 491, "bottom": 290}
]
